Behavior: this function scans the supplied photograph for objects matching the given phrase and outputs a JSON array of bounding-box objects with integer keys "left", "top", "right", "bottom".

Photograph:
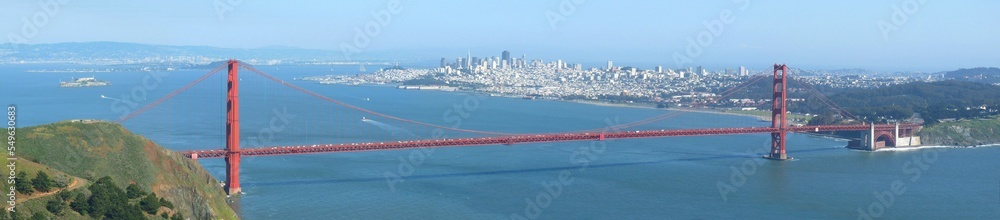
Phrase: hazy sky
[{"left": 2, "top": 0, "right": 997, "bottom": 71}]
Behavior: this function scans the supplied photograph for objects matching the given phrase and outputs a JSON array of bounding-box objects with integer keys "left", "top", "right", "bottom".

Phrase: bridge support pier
[
  {"left": 766, "top": 64, "right": 791, "bottom": 161},
  {"left": 225, "top": 60, "right": 242, "bottom": 195}
]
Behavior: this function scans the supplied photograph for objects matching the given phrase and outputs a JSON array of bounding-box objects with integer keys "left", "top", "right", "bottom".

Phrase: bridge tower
[
  {"left": 766, "top": 64, "right": 791, "bottom": 160},
  {"left": 225, "top": 60, "right": 242, "bottom": 195}
]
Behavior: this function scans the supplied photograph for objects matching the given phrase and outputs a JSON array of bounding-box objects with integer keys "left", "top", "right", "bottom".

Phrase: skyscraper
[
  {"left": 607, "top": 60, "right": 613, "bottom": 71},
  {"left": 502, "top": 50, "right": 511, "bottom": 64},
  {"left": 440, "top": 58, "right": 447, "bottom": 68},
  {"left": 739, "top": 66, "right": 747, "bottom": 76}
]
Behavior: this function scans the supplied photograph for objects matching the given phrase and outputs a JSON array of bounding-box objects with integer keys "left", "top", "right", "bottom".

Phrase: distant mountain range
[
  {"left": 0, "top": 42, "right": 996, "bottom": 76},
  {"left": 0, "top": 42, "right": 383, "bottom": 65}
]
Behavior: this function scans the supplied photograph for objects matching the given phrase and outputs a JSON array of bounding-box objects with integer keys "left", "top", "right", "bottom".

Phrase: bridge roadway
[{"left": 184, "top": 124, "right": 920, "bottom": 159}]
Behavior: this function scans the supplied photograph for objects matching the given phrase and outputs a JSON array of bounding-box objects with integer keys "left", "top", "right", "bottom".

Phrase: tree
[
  {"left": 56, "top": 190, "right": 73, "bottom": 201},
  {"left": 9, "top": 210, "right": 23, "bottom": 220},
  {"left": 160, "top": 197, "right": 174, "bottom": 209},
  {"left": 126, "top": 183, "right": 145, "bottom": 199},
  {"left": 52, "top": 174, "right": 69, "bottom": 189},
  {"left": 86, "top": 176, "right": 128, "bottom": 219},
  {"left": 46, "top": 200, "right": 64, "bottom": 215},
  {"left": 31, "top": 171, "right": 53, "bottom": 192},
  {"left": 171, "top": 213, "right": 185, "bottom": 220},
  {"left": 81, "top": 177, "right": 148, "bottom": 220},
  {"left": 14, "top": 171, "right": 33, "bottom": 195},
  {"left": 28, "top": 212, "right": 45, "bottom": 220},
  {"left": 70, "top": 193, "right": 89, "bottom": 215},
  {"left": 139, "top": 193, "right": 161, "bottom": 214},
  {"left": 112, "top": 204, "right": 147, "bottom": 220},
  {"left": 808, "top": 114, "right": 837, "bottom": 126}
]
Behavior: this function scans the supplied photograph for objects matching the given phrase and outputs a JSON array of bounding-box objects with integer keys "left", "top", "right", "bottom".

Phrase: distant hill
[
  {"left": 798, "top": 80, "right": 1000, "bottom": 146},
  {"left": 943, "top": 67, "right": 1000, "bottom": 84},
  {"left": 0, "top": 42, "right": 342, "bottom": 65},
  {"left": 826, "top": 80, "right": 1000, "bottom": 123},
  {"left": 0, "top": 42, "right": 435, "bottom": 65},
  {"left": 5, "top": 121, "right": 237, "bottom": 219}
]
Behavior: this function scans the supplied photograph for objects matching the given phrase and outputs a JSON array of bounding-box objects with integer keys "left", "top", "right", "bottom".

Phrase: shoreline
[
  {"left": 333, "top": 82, "right": 782, "bottom": 122},
  {"left": 562, "top": 99, "right": 773, "bottom": 121},
  {"left": 308, "top": 82, "right": 1000, "bottom": 149},
  {"left": 873, "top": 144, "right": 1000, "bottom": 152}
]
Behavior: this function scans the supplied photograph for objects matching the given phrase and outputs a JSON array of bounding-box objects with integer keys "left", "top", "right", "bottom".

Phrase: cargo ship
[{"left": 60, "top": 76, "right": 111, "bottom": 87}]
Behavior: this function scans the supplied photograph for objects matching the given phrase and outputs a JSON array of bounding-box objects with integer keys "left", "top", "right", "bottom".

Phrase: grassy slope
[
  {"left": 2, "top": 158, "right": 88, "bottom": 219},
  {"left": 7, "top": 121, "right": 236, "bottom": 219},
  {"left": 918, "top": 116, "right": 1000, "bottom": 146}
]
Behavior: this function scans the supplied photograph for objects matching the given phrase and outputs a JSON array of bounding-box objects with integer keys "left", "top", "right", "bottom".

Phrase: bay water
[{"left": 2, "top": 64, "right": 998, "bottom": 219}]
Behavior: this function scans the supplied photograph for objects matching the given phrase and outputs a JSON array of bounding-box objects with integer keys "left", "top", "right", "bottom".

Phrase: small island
[{"left": 59, "top": 77, "right": 111, "bottom": 88}]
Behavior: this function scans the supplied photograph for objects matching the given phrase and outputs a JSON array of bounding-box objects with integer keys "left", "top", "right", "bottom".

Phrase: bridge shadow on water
[{"left": 243, "top": 147, "right": 842, "bottom": 188}]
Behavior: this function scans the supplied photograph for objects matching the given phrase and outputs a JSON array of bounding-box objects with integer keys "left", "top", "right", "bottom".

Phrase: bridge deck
[{"left": 184, "top": 124, "right": 920, "bottom": 158}]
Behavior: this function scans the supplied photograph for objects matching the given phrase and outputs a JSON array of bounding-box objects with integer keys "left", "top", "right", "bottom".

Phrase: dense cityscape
[{"left": 301, "top": 50, "right": 943, "bottom": 109}]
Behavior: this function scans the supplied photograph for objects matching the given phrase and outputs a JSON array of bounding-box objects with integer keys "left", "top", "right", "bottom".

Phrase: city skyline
[{"left": 2, "top": 1, "right": 999, "bottom": 71}]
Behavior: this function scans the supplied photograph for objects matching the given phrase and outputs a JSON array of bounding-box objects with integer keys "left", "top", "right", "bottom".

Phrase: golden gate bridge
[{"left": 114, "top": 60, "right": 921, "bottom": 195}]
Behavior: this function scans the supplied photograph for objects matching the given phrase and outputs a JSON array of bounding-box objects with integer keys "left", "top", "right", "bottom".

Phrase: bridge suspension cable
[
  {"left": 591, "top": 73, "right": 772, "bottom": 132},
  {"left": 238, "top": 62, "right": 517, "bottom": 136},
  {"left": 115, "top": 63, "right": 228, "bottom": 123},
  {"left": 787, "top": 76, "right": 862, "bottom": 121},
  {"left": 117, "top": 62, "right": 857, "bottom": 141}
]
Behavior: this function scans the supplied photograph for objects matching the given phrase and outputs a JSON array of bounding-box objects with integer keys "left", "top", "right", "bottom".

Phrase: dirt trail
[{"left": 19, "top": 177, "right": 85, "bottom": 201}]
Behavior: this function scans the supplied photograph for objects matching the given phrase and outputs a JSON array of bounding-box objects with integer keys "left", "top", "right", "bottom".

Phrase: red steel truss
[{"left": 184, "top": 124, "right": 920, "bottom": 159}]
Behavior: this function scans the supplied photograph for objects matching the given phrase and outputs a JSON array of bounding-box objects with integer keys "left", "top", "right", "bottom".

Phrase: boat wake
[
  {"left": 100, "top": 94, "right": 120, "bottom": 101},
  {"left": 361, "top": 118, "right": 416, "bottom": 137}
]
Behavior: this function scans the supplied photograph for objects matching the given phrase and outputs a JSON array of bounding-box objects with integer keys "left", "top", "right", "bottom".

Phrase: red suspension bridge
[{"left": 116, "top": 60, "right": 921, "bottom": 195}]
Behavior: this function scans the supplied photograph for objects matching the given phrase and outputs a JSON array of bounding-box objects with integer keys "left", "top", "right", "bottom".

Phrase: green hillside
[
  {"left": 944, "top": 67, "right": 1000, "bottom": 84},
  {"left": 1, "top": 158, "right": 89, "bottom": 219},
  {"left": 4, "top": 120, "right": 237, "bottom": 219},
  {"left": 826, "top": 81, "right": 1000, "bottom": 123},
  {"left": 918, "top": 116, "right": 1000, "bottom": 146}
]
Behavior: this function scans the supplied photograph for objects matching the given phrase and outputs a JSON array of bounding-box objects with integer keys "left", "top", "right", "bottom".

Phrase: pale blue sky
[{"left": 2, "top": 0, "right": 997, "bottom": 71}]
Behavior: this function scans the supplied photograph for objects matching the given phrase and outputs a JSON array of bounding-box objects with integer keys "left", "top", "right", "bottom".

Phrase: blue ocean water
[{"left": 1, "top": 64, "right": 998, "bottom": 219}]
